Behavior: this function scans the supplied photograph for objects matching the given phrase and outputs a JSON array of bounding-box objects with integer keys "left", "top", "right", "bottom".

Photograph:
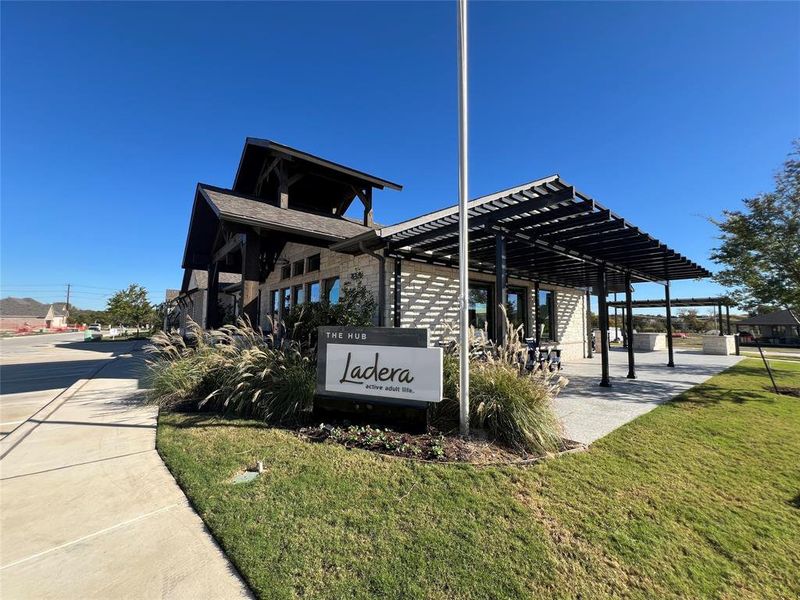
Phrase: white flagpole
[{"left": 457, "top": 0, "right": 470, "bottom": 437}]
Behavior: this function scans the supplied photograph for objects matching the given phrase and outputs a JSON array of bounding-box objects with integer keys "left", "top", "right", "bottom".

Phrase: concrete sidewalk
[
  {"left": 554, "top": 347, "right": 744, "bottom": 445},
  {"left": 0, "top": 345, "right": 250, "bottom": 599}
]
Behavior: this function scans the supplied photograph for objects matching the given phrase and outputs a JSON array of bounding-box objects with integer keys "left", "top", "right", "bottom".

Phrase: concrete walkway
[
  {"left": 554, "top": 347, "right": 744, "bottom": 445},
  {"left": 0, "top": 343, "right": 250, "bottom": 599}
]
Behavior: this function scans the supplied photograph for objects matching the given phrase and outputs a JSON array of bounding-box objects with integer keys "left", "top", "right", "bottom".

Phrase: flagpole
[{"left": 457, "top": 0, "right": 470, "bottom": 437}]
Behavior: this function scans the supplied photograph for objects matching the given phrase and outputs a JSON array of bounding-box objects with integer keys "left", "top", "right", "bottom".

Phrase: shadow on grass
[
  {"left": 164, "top": 411, "right": 269, "bottom": 430},
  {"left": 789, "top": 493, "right": 800, "bottom": 510}
]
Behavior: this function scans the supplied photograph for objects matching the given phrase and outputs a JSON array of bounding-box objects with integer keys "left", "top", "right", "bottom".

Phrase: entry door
[{"left": 506, "top": 287, "right": 528, "bottom": 339}]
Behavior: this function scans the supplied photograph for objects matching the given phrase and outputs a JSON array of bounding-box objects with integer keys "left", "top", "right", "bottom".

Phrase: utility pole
[{"left": 65, "top": 283, "right": 71, "bottom": 312}]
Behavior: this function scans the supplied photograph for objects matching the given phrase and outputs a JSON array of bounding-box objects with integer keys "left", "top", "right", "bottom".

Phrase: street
[{"left": 0, "top": 334, "right": 250, "bottom": 598}]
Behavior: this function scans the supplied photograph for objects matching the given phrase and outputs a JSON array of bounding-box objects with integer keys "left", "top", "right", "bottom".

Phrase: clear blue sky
[{"left": 2, "top": 1, "right": 798, "bottom": 312}]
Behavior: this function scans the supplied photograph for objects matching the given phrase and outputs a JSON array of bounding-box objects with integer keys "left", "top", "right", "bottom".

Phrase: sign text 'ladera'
[
  {"left": 339, "top": 351, "right": 415, "bottom": 385},
  {"left": 321, "top": 342, "right": 442, "bottom": 403}
]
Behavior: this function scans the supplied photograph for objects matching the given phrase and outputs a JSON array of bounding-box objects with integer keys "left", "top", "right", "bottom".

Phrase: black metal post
[
  {"left": 620, "top": 306, "right": 627, "bottom": 347},
  {"left": 625, "top": 273, "right": 636, "bottom": 379},
  {"left": 495, "top": 232, "right": 507, "bottom": 346},
  {"left": 534, "top": 281, "right": 541, "bottom": 347},
  {"left": 206, "top": 263, "right": 219, "bottom": 330},
  {"left": 717, "top": 303, "right": 724, "bottom": 336},
  {"left": 664, "top": 281, "right": 675, "bottom": 367},
  {"left": 597, "top": 266, "right": 611, "bottom": 387},
  {"left": 586, "top": 289, "right": 593, "bottom": 358},
  {"left": 393, "top": 258, "right": 402, "bottom": 327},
  {"left": 613, "top": 293, "right": 619, "bottom": 342},
  {"left": 725, "top": 304, "right": 731, "bottom": 335}
]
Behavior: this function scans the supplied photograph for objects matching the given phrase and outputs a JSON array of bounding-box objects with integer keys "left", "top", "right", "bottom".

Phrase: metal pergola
[{"left": 334, "top": 175, "right": 712, "bottom": 387}]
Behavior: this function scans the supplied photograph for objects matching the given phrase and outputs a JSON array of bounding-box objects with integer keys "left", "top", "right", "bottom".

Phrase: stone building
[{"left": 180, "top": 138, "right": 710, "bottom": 382}]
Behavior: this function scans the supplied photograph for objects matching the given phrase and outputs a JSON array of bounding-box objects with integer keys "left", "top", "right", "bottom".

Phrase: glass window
[
  {"left": 293, "top": 284, "right": 305, "bottom": 305},
  {"left": 308, "top": 281, "right": 321, "bottom": 303},
  {"left": 270, "top": 289, "right": 280, "bottom": 321},
  {"left": 506, "top": 287, "right": 527, "bottom": 337},
  {"left": 292, "top": 260, "right": 305, "bottom": 277},
  {"left": 282, "top": 288, "right": 291, "bottom": 315},
  {"left": 468, "top": 285, "right": 490, "bottom": 333},
  {"left": 280, "top": 264, "right": 291, "bottom": 280},
  {"left": 537, "top": 289, "right": 556, "bottom": 341},
  {"left": 307, "top": 254, "right": 321, "bottom": 272},
  {"left": 324, "top": 277, "right": 340, "bottom": 304}
]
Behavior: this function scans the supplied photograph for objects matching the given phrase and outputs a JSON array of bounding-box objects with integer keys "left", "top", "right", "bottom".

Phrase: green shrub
[
  {"left": 145, "top": 318, "right": 315, "bottom": 424},
  {"left": 284, "top": 269, "right": 378, "bottom": 347},
  {"left": 434, "top": 307, "right": 566, "bottom": 455},
  {"left": 470, "top": 361, "right": 562, "bottom": 454}
]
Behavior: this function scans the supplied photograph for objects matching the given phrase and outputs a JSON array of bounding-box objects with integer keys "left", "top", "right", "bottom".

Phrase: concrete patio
[{"left": 554, "top": 347, "right": 744, "bottom": 445}]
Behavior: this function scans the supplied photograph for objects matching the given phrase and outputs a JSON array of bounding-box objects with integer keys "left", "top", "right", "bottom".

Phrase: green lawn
[{"left": 157, "top": 359, "right": 800, "bottom": 599}]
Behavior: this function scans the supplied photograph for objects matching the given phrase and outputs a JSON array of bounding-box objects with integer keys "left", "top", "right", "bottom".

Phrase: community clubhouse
[{"left": 177, "top": 138, "right": 709, "bottom": 380}]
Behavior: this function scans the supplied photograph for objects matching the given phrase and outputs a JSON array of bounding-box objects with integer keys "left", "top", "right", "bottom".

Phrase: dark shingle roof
[
  {"left": 51, "top": 302, "right": 69, "bottom": 317},
  {"left": 200, "top": 185, "right": 373, "bottom": 241},
  {"left": 737, "top": 309, "right": 800, "bottom": 327},
  {"left": 188, "top": 270, "right": 241, "bottom": 291},
  {"left": 0, "top": 297, "right": 50, "bottom": 318}
]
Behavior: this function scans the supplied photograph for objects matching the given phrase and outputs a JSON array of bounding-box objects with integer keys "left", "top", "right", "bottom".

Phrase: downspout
[{"left": 359, "top": 242, "right": 386, "bottom": 326}]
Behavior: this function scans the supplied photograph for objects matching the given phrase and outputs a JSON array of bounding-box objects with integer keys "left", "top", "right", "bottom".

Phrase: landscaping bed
[
  {"left": 299, "top": 423, "right": 583, "bottom": 464},
  {"left": 157, "top": 359, "right": 800, "bottom": 599}
]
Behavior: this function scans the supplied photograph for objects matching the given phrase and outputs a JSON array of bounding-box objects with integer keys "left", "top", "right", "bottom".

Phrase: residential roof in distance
[{"left": 736, "top": 309, "right": 800, "bottom": 327}]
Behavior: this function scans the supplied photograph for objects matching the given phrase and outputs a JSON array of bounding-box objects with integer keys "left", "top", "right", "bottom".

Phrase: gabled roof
[
  {"left": 202, "top": 185, "right": 374, "bottom": 240},
  {"left": 233, "top": 138, "right": 402, "bottom": 192},
  {"left": 737, "top": 309, "right": 800, "bottom": 326},
  {"left": 51, "top": 302, "right": 69, "bottom": 317}
]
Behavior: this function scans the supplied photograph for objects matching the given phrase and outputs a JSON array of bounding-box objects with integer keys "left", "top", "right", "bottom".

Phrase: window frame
[
  {"left": 293, "top": 284, "right": 305, "bottom": 305},
  {"left": 324, "top": 276, "right": 341, "bottom": 304},
  {"left": 307, "top": 280, "right": 321, "bottom": 303},
  {"left": 307, "top": 254, "right": 321, "bottom": 272}
]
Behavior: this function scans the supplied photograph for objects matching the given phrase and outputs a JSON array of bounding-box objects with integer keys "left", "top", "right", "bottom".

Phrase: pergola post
[
  {"left": 717, "top": 303, "right": 724, "bottom": 336},
  {"left": 664, "top": 281, "right": 675, "bottom": 368},
  {"left": 206, "top": 263, "right": 219, "bottom": 330},
  {"left": 586, "top": 289, "right": 593, "bottom": 358},
  {"left": 725, "top": 304, "right": 731, "bottom": 335},
  {"left": 534, "top": 282, "right": 541, "bottom": 347},
  {"left": 494, "top": 232, "right": 507, "bottom": 345},
  {"left": 241, "top": 231, "right": 261, "bottom": 327},
  {"left": 613, "top": 293, "right": 619, "bottom": 342},
  {"left": 393, "top": 257, "right": 402, "bottom": 327},
  {"left": 625, "top": 273, "right": 636, "bottom": 379},
  {"left": 597, "top": 265, "right": 611, "bottom": 387}
]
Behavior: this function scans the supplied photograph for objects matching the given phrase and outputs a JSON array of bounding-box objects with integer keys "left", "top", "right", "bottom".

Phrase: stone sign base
[
  {"left": 632, "top": 332, "right": 667, "bottom": 352},
  {"left": 703, "top": 335, "right": 736, "bottom": 356}
]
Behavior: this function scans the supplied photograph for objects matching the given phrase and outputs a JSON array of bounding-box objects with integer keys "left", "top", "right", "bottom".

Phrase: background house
[
  {"left": 0, "top": 297, "right": 69, "bottom": 330},
  {"left": 735, "top": 309, "right": 800, "bottom": 347}
]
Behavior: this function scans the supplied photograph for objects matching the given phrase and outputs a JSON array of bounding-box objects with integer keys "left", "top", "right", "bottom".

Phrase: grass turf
[{"left": 157, "top": 359, "right": 800, "bottom": 599}]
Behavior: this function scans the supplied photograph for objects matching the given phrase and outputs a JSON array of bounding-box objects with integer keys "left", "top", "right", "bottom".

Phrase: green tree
[
  {"left": 106, "top": 284, "right": 154, "bottom": 333},
  {"left": 710, "top": 141, "right": 800, "bottom": 313},
  {"left": 678, "top": 309, "right": 704, "bottom": 333}
]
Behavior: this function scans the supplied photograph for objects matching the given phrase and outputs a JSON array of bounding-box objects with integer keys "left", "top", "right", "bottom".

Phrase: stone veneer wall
[
  {"left": 259, "top": 243, "right": 588, "bottom": 361},
  {"left": 390, "top": 259, "right": 588, "bottom": 361}
]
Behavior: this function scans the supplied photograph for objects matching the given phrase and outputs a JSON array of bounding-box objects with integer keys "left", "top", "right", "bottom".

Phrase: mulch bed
[
  {"left": 776, "top": 387, "right": 800, "bottom": 398},
  {"left": 299, "top": 423, "right": 584, "bottom": 465}
]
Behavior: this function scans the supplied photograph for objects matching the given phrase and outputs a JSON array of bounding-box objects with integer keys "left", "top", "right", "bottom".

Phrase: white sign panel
[{"left": 324, "top": 343, "right": 442, "bottom": 403}]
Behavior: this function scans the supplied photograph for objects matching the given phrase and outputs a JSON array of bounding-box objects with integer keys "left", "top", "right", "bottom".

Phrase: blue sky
[{"left": 2, "top": 1, "right": 798, "bottom": 312}]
